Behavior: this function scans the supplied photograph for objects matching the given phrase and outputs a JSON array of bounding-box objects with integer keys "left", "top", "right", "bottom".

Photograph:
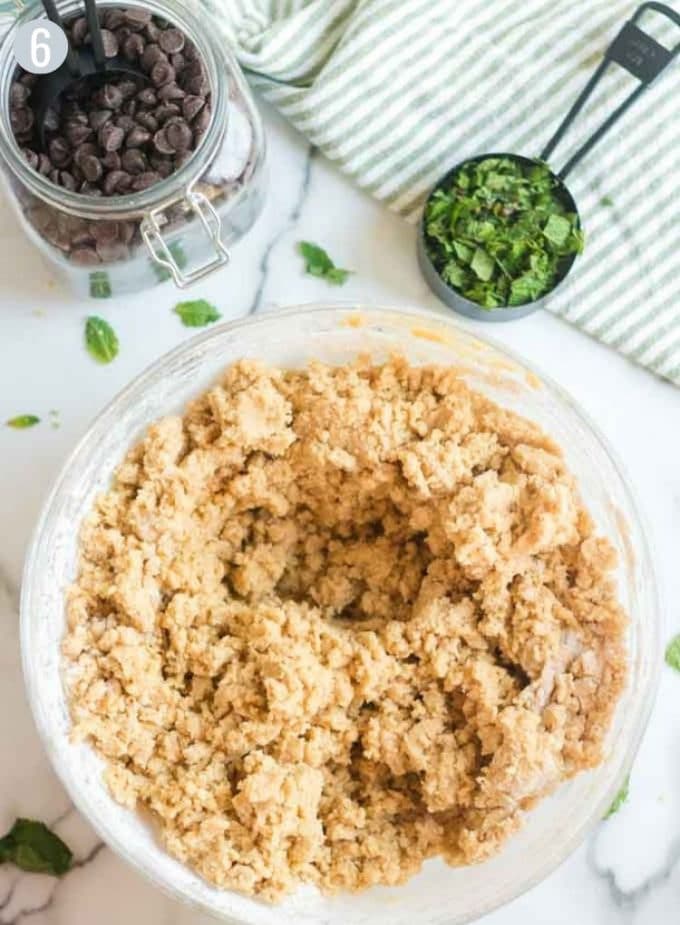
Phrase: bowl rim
[{"left": 20, "top": 301, "right": 662, "bottom": 924}]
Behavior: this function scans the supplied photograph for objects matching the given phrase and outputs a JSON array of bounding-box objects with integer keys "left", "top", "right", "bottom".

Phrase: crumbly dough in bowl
[{"left": 63, "top": 355, "right": 627, "bottom": 902}]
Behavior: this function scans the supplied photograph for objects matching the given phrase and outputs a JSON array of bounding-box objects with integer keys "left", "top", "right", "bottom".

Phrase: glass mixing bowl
[{"left": 21, "top": 304, "right": 660, "bottom": 925}]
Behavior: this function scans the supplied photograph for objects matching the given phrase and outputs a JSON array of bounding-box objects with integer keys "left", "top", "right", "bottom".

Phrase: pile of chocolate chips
[{"left": 10, "top": 6, "right": 212, "bottom": 197}]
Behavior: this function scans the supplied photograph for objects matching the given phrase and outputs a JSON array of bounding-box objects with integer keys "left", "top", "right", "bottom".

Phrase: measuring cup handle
[{"left": 540, "top": 2, "right": 680, "bottom": 180}]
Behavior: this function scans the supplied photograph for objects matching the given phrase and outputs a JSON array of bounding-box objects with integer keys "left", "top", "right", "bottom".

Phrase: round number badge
[{"left": 13, "top": 19, "right": 68, "bottom": 75}]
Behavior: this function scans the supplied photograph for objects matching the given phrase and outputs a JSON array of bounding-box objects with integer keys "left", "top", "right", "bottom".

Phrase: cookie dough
[{"left": 64, "top": 357, "right": 627, "bottom": 901}]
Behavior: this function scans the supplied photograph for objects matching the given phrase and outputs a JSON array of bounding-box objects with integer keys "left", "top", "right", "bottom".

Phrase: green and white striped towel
[{"left": 204, "top": 0, "right": 680, "bottom": 386}]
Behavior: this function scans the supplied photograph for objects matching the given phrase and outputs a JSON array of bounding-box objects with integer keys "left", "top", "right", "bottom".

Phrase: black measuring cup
[{"left": 418, "top": 2, "right": 680, "bottom": 322}]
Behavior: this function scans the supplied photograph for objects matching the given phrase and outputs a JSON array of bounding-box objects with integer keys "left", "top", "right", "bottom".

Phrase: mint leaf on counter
[
  {"left": 0, "top": 819, "right": 72, "bottom": 876},
  {"left": 665, "top": 635, "right": 680, "bottom": 672},
  {"left": 173, "top": 299, "right": 222, "bottom": 328},
  {"left": 298, "top": 242, "right": 351, "bottom": 285},
  {"left": 604, "top": 776, "right": 630, "bottom": 819},
  {"left": 6, "top": 414, "right": 40, "bottom": 429},
  {"left": 85, "top": 316, "right": 119, "bottom": 364}
]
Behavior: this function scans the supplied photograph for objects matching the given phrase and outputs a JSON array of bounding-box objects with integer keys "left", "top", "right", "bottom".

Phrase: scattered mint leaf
[
  {"left": 298, "top": 241, "right": 351, "bottom": 285},
  {"left": 423, "top": 156, "right": 584, "bottom": 309},
  {"left": 173, "top": 300, "right": 222, "bottom": 328},
  {"left": 89, "top": 271, "right": 111, "bottom": 299},
  {"left": 665, "top": 634, "right": 680, "bottom": 672},
  {"left": 604, "top": 776, "right": 630, "bottom": 819},
  {"left": 0, "top": 819, "right": 72, "bottom": 876},
  {"left": 601, "top": 195, "right": 614, "bottom": 207},
  {"left": 6, "top": 414, "right": 40, "bottom": 429},
  {"left": 85, "top": 316, "right": 119, "bottom": 364}
]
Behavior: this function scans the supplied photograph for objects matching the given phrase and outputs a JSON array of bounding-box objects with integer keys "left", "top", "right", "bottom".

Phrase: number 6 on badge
[
  {"left": 14, "top": 20, "right": 68, "bottom": 75},
  {"left": 31, "top": 27, "right": 51, "bottom": 70}
]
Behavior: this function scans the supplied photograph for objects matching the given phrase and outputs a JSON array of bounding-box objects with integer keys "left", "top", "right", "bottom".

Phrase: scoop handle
[
  {"left": 540, "top": 2, "right": 680, "bottom": 180},
  {"left": 83, "top": 0, "right": 107, "bottom": 70},
  {"left": 41, "top": 0, "right": 79, "bottom": 76}
]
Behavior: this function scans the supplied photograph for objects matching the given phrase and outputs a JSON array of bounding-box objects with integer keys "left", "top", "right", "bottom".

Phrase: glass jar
[{"left": 0, "top": 0, "right": 266, "bottom": 297}]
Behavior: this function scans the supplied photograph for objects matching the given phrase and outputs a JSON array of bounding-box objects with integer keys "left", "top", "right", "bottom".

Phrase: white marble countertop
[{"left": 1, "top": 102, "right": 679, "bottom": 925}]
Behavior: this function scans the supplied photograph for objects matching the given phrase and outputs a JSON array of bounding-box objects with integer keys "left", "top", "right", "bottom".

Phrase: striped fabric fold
[{"left": 204, "top": 0, "right": 680, "bottom": 386}]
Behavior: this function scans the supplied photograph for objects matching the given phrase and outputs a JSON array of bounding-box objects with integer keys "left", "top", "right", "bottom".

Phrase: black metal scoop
[
  {"left": 33, "top": 0, "right": 150, "bottom": 147},
  {"left": 418, "top": 1, "right": 680, "bottom": 323}
]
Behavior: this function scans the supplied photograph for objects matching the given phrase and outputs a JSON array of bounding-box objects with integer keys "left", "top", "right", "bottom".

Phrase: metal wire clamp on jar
[{"left": 0, "top": 0, "right": 266, "bottom": 297}]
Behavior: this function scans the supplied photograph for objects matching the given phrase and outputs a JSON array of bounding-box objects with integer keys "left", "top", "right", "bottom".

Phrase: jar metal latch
[{"left": 141, "top": 187, "right": 230, "bottom": 288}]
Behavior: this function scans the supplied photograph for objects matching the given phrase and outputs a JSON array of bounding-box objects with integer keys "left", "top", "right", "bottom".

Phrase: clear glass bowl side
[{"left": 21, "top": 305, "right": 661, "bottom": 925}]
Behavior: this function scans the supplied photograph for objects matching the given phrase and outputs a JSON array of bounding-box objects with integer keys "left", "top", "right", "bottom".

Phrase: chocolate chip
[
  {"left": 114, "top": 24, "right": 132, "bottom": 46},
  {"left": 151, "top": 61, "right": 175, "bottom": 87},
  {"left": 124, "top": 8, "right": 151, "bottom": 29},
  {"left": 182, "top": 95, "right": 205, "bottom": 122},
  {"left": 22, "top": 148, "right": 39, "bottom": 169},
  {"left": 145, "top": 20, "right": 160, "bottom": 42},
  {"left": 100, "top": 29, "right": 119, "bottom": 57},
  {"left": 186, "top": 71, "right": 210, "bottom": 96},
  {"left": 99, "top": 123, "right": 125, "bottom": 152},
  {"left": 157, "top": 82, "right": 185, "bottom": 102},
  {"left": 65, "top": 121, "right": 93, "bottom": 147},
  {"left": 131, "top": 170, "right": 161, "bottom": 191},
  {"left": 153, "top": 127, "right": 175, "bottom": 155},
  {"left": 102, "top": 150, "right": 122, "bottom": 171},
  {"left": 193, "top": 105, "right": 211, "bottom": 133},
  {"left": 37, "top": 154, "right": 52, "bottom": 175},
  {"left": 159, "top": 28, "right": 185, "bottom": 54},
  {"left": 170, "top": 53, "right": 185, "bottom": 72},
  {"left": 157, "top": 160, "right": 174, "bottom": 178},
  {"left": 123, "top": 32, "right": 145, "bottom": 60},
  {"left": 125, "top": 126, "right": 151, "bottom": 148},
  {"left": 48, "top": 136, "right": 72, "bottom": 166},
  {"left": 59, "top": 171, "right": 77, "bottom": 191},
  {"left": 121, "top": 148, "right": 147, "bottom": 174},
  {"left": 119, "top": 221, "right": 136, "bottom": 244},
  {"left": 98, "top": 84, "right": 124, "bottom": 110},
  {"left": 118, "top": 79, "right": 139, "bottom": 99},
  {"left": 135, "top": 111, "right": 158, "bottom": 132},
  {"left": 103, "top": 169, "right": 132, "bottom": 195},
  {"left": 96, "top": 240, "right": 130, "bottom": 262},
  {"left": 115, "top": 114, "right": 136, "bottom": 132},
  {"left": 141, "top": 43, "right": 166, "bottom": 72},
  {"left": 92, "top": 221, "right": 120, "bottom": 244},
  {"left": 137, "top": 87, "right": 158, "bottom": 107},
  {"left": 81, "top": 155, "right": 103, "bottom": 182},
  {"left": 71, "top": 16, "right": 88, "bottom": 44},
  {"left": 104, "top": 8, "right": 126, "bottom": 30},
  {"left": 154, "top": 102, "right": 181, "bottom": 124},
  {"left": 165, "top": 119, "right": 192, "bottom": 152},
  {"left": 88, "top": 108, "right": 112, "bottom": 131},
  {"left": 10, "top": 83, "right": 30, "bottom": 106},
  {"left": 174, "top": 149, "right": 193, "bottom": 169},
  {"left": 74, "top": 142, "right": 98, "bottom": 166},
  {"left": 71, "top": 247, "right": 101, "bottom": 265},
  {"left": 10, "top": 107, "right": 33, "bottom": 134}
]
